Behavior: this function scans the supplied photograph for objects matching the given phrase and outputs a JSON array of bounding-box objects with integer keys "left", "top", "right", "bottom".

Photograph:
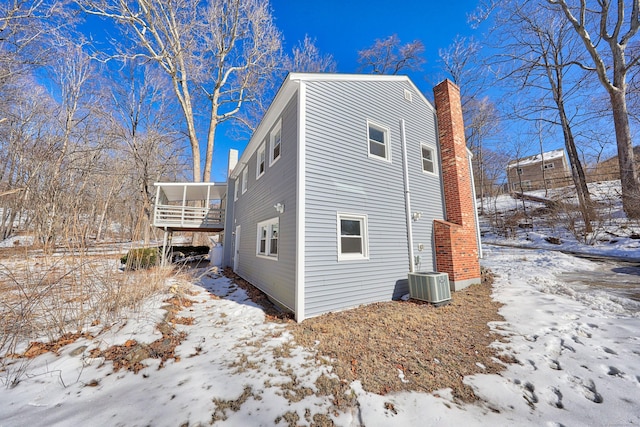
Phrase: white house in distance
[{"left": 222, "top": 73, "right": 481, "bottom": 322}]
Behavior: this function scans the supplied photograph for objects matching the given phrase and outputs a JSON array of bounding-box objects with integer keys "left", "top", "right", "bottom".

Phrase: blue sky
[
  {"left": 271, "top": 0, "right": 480, "bottom": 80},
  {"left": 211, "top": 0, "right": 482, "bottom": 180}
]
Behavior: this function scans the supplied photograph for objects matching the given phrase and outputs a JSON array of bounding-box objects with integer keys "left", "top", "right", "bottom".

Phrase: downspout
[
  {"left": 400, "top": 119, "right": 415, "bottom": 273},
  {"left": 467, "top": 149, "right": 483, "bottom": 259}
]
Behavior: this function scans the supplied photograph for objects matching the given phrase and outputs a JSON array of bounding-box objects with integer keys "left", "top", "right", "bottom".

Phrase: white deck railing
[{"left": 153, "top": 204, "right": 224, "bottom": 228}]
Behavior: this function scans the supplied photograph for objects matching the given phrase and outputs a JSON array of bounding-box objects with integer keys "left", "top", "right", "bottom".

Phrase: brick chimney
[{"left": 433, "top": 80, "right": 481, "bottom": 291}]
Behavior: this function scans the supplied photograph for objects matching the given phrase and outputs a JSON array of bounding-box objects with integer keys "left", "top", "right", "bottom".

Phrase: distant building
[
  {"left": 589, "top": 146, "right": 640, "bottom": 183},
  {"left": 506, "top": 149, "right": 571, "bottom": 192}
]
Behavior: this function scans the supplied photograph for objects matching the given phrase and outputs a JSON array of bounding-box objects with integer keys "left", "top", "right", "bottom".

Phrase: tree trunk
[
  {"left": 609, "top": 87, "right": 640, "bottom": 218},
  {"left": 558, "top": 102, "right": 593, "bottom": 233}
]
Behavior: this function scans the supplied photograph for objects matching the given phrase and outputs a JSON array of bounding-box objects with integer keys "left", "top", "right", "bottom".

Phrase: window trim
[
  {"left": 256, "top": 217, "right": 279, "bottom": 260},
  {"left": 366, "top": 120, "right": 391, "bottom": 163},
  {"left": 241, "top": 168, "right": 248, "bottom": 194},
  {"left": 256, "top": 144, "right": 266, "bottom": 180},
  {"left": 420, "top": 143, "right": 437, "bottom": 175},
  {"left": 234, "top": 178, "right": 239, "bottom": 201},
  {"left": 337, "top": 213, "right": 369, "bottom": 261},
  {"left": 269, "top": 120, "right": 282, "bottom": 166}
]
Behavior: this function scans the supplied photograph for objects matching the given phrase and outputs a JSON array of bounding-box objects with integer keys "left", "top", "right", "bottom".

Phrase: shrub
[{"left": 120, "top": 247, "right": 160, "bottom": 270}]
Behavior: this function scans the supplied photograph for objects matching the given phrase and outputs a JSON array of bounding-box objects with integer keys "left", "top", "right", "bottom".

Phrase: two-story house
[
  {"left": 223, "top": 73, "right": 481, "bottom": 321},
  {"left": 506, "top": 148, "right": 571, "bottom": 192}
]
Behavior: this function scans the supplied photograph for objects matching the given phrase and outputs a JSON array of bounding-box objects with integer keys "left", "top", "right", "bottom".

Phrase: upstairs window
[
  {"left": 256, "top": 144, "right": 266, "bottom": 179},
  {"left": 337, "top": 213, "right": 369, "bottom": 261},
  {"left": 270, "top": 120, "right": 282, "bottom": 166},
  {"left": 234, "top": 178, "right": 239, "bottom": 201},
  {"left": 543, "top": 163, "right": 555, "bottom": 170},
  {"left": 421, "top": 144, "right": 436, "bottom": 174},
  {"left": 256, "top": 218, "right": 279, "bottom": 259},
  {"left": 367, "top": 121, "right": 390, "bottom": 162},
  {"left": 242, "top": 168, "right": 248, "bottom": 194}
]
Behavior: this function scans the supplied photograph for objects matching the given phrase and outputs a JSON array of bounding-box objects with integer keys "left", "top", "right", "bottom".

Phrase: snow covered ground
[{"left": 1, "top": 184, "right": 639, "bottom": 426}]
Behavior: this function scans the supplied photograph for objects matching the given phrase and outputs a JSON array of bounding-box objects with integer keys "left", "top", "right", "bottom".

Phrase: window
[
  {"left": 337, "top": 213, "right": 369, "bottom": 261},
  {"left": 421, "top": 144, "right": 436, "bottom": 174},
  {"left": 543, "top": 163, "right": 555, "bottom": 170},
  {"left": 234, "top": 178, "right": 239, "bottom": 201},
  {"left": 242, "top": 168, "right": 248, "bottom": 194},
  {"left": 270, "top": 120, "right": 282, "bottom": 166},
  {"left": 270, "top": 223, "right": 278, "bottom": 255},
  {"left": 256, "top": 144, "right": 266, "bottom": 179},
  {"left": 516, "top": 167, "right": 523, "bottom": 175},
  {"left": 367, "top": 121, "right": 391, "bottom": 162},
  {"left": 256, "top": 218, "right": 279, "bottom": 259}
]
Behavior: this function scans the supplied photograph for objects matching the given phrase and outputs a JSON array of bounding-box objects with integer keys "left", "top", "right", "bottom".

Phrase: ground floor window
[
  {"left": 337, "top": 213, "right": 369, "bottom": 261},
  {"left": 257, "top": 217, "right": 279, "bottom": 259}
]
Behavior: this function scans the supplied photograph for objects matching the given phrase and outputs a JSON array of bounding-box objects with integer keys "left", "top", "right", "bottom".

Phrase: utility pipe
[{"left": 400, "top": 119, "right": 415, "bottom": 273}]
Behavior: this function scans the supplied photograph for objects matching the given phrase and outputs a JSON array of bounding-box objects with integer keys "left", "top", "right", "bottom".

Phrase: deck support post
[{"left": 161, "top": 228, "right": 173, "bottom": 267}]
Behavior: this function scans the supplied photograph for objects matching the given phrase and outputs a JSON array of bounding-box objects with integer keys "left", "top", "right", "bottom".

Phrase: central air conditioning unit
[{"left": 407, "top": 272, "right": 451, "bottom": 305}]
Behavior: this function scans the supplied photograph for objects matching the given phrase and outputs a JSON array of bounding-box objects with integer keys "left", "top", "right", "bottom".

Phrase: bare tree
[
  {"left": 438, "top": 36, "right": 486, "bottom": 104},
  {"left": 357, "top": 34, "right": 425, "bottom": 75},
  {"left": 0, "top": 0, "right": 69, "bottom": 87},
  {"left": 439, "top": 35, "right": 499, "bottom": 214},
  {"left": 288, "top": 35, "right": 337, "bottom": 73},
  {"left": 107, "top": 61, "right": 187, "bottom": 243},
  {"left": 232, "top": 35, "right": 337, "bottom": 137},
  {"left": 80, "top": 0, "right": 283, "bottom": 182},
  {"left": 547, "top": 0, "right": 640, "bottom": 218},
  {"left": 489, "top": 3, "right": 595, "bottom": 233}
]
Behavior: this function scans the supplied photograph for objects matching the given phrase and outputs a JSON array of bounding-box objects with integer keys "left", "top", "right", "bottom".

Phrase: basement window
[{"left": 337, "top": 213, "right": 369, "bottom": 261}]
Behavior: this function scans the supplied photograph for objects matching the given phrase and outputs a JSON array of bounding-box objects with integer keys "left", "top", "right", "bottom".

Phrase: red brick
[{"left": 433, "top": 80, "right": 480, "bottom": 286}]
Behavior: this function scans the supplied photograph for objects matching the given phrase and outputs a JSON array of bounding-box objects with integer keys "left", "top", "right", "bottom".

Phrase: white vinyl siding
[
  {"left": 337, "top": 213, "right": 368, "bottom": 261},
  {"left": 256, "top": 217, "right": 279, "bottom": 260},
  {"left": 303, "top": 78, "right": 443, "bottom": 319},
  {"left": 367, "top": 121, "right": 391, "bottom": 162},
  {"left": 256, "top": 144, "right": 266, "bottom": 179},
  {"left": 242, "top": 168, "right": 248, "bottom": 194},
  {"left": 421, "top": 144, "right": 436, "bottom": 174},
  {"left": 270, "top": 120, "right": 282, "bottom": 166}
]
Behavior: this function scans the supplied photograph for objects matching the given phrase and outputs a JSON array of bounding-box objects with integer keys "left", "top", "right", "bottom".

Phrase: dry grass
[
  {"left": 0, "top": 250, "right": 175, "bottom": 386},
  {"left": 225, "top": 267, "right": 509, "bottom": 406},
  {"left": 286, "top": 269, "right": 507, "bottom": 404}
]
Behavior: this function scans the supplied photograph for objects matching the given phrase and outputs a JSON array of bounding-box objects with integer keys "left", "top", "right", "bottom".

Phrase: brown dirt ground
[{"left": 227, "top": 268, "right": 510, "bottom": 403}]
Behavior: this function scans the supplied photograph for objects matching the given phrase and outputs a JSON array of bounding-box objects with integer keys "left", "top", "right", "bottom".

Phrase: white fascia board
[{"left": 229, "top": 76, "right": 299, "bottom": 179}]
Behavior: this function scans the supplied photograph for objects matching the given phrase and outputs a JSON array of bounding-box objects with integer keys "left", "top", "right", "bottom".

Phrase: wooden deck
[
  {"left": 153, "top": 205, "right": 224, "bottom": 232},
  {"left": 152, "top": 182, "right": 227, "bottom": 232}
]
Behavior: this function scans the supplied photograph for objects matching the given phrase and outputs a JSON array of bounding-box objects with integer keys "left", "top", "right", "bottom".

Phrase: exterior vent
[
  {"left": 404, "top": 89, "right": 413, "bottom": 102},
  {"left": 407, "top": 272, "right": 451, "bottom": 305}
]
